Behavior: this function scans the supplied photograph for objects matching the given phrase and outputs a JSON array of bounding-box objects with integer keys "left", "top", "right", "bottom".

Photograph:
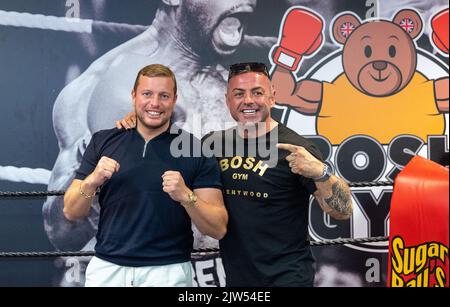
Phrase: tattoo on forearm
[{"left": 325, "top": 180, "right": 352, "bottom": 216}]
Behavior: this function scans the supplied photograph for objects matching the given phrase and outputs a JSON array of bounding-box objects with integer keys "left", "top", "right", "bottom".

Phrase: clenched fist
[
  {"left": 431, "top": 8, "right": 449, "bottom": 55},
  {"left": 162, "top": 171, "right": 190, "bottom": 203},
  {"left": 85, "top": 156, "right": 120, "bottom": 188}
]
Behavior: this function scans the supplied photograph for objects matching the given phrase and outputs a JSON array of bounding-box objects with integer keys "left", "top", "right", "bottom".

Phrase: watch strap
[{"left": 314, "top": 164, "right": 331, "bottom": 182}]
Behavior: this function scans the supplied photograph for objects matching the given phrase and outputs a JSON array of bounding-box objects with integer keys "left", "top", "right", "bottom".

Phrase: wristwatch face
[
  {"left": 189, "top": 192, "right": 197, "bottom": 204},
  {"left": 316, "top": 164, "right": 331, "bottom": 182},
  {"left": 324, "top": 164, "right": 332, "bottom": 177}
]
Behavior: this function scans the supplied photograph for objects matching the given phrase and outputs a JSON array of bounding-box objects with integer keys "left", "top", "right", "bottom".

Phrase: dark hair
[
  {"left": 228, "top": 62, "right": 270, "bottom": 81},
  {"left": 133, "top": 64, "right": 177, "bottom": 95}
]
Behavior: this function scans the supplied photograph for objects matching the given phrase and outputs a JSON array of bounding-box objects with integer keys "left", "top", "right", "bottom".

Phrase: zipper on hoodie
[{"left": 142, "top": 140, "right": 150, "bottom": 158}]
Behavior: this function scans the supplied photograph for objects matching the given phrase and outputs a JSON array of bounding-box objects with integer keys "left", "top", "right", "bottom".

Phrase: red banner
[{"left": 388, "top": 156, "right": 449, "bottom": 287}]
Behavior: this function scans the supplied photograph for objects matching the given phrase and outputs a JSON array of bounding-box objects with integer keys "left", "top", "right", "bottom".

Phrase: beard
[
  {"left": 136, "top": 112, "right": 170, "bottom": 131},
  {"left": 177, "top": 5, "right": 214, "bottom": 59}
]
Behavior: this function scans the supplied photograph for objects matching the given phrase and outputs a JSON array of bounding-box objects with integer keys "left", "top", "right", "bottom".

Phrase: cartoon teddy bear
[{"left": 270, "top": 7, "right": 449, "bottom": 145}]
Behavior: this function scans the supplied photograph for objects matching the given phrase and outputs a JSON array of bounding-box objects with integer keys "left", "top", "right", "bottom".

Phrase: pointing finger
[{"left": 277, "top": 143, "right": 298, "bottom": 153}]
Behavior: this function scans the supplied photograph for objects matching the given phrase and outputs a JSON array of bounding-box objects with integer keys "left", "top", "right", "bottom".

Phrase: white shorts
[{"left": 85, "top": 256, "right": 192, "bottom": 287}]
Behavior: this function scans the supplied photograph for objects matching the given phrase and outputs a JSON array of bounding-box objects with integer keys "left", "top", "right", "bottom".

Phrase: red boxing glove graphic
[
  {"left": 431, "top": 8, "right": 449, "bottom": 55},
  {"left": 273, "top": 8, "right": 324, "bottom": 71}
]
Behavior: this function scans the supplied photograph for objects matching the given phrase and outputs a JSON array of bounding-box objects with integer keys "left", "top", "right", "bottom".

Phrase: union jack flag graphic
[
  {"left": 400, "top": 18, "right": 414, "bottom": 33},
  {"left": 340, "top": 22, "right": 355, "bottom": 38}
]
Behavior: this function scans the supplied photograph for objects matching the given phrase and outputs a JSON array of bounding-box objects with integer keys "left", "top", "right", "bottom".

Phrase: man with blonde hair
[{"left": 64, "top": 64, "right": 228, "bottom": 286}]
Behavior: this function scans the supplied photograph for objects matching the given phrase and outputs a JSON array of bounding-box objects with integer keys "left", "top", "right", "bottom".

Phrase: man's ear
[
  {"left": 161, "top": 0, "right": 180, "bottom": 7},
  {"left": 131, "top": 90, "right": 136, "bottom": 107},
  {"left": 269, "top": 86, "right": 276, "bottom": 108}
]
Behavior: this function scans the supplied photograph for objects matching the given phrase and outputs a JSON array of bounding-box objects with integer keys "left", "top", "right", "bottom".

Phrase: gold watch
[{"left": 182, "top": 191, "right": 197, "bottom": 208}]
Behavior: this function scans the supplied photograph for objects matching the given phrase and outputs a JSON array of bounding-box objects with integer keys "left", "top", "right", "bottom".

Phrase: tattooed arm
[
  {"left": 313, "top": 177, "right": 353, "bottom": 220},
  {"left": 277, "top": 143, "right": 353, "bottom": 220}
]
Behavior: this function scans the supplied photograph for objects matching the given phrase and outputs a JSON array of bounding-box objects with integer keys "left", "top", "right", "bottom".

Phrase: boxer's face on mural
[{"left": 179, "top": 0, "right": 257, "bottom": 56}]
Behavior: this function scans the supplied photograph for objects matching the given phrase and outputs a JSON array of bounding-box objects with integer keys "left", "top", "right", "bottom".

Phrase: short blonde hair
[{"left": 133, "top": 64, "right": 177, "bottom": 95}]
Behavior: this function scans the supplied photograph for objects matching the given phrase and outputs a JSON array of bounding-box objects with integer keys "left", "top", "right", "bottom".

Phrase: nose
[
  {"left": 372, "top": 61, "right": 387, "bottom": 71},
  {"left": 243, "top": 92, "right": 253, "bottom": 103},
  {"left": 149, "top": 96, "right": 161, "bottom": 108}
]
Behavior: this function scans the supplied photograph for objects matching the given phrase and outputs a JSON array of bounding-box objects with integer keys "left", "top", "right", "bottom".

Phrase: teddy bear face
[{"left": 342, "top": 20, "right": 417, "bottom": 97}]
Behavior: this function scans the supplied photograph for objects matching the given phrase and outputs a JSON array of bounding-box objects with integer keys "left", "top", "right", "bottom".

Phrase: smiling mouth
[
  {"left": 369, "top": 72, "right": 391, "bottom": 82},
  {"left": 240, "top": 109, "right": 259, "bottom": 116},
  {"left": 145, "top": 111, "right": 163, "bottom": 118}
]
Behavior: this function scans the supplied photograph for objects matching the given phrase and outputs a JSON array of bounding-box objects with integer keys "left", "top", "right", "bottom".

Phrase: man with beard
[
  {"left": 118, "top": 62, "right": 353, "bottom": 286},
  {"left": 44, "top": 0, "right": 267, "bottom": 257},
  {"left": 216, "top": 62, "right": 352, "bottom": 286},
  {"left": 63, "top": 64, "right": 227, "bottom": 286}
]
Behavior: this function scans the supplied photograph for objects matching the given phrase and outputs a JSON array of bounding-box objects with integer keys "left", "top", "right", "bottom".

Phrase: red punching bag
[{"left": 388, "top": 156, "right": 449, "bottom": 287}]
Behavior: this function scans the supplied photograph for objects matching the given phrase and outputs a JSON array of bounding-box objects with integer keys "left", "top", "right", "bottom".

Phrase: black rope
[
  {"left": 0, "top": 236, "right": 388, "bottom": 258},
  {"left": 0, "top": 181, "right": 393, "bottom": 198},
  {"left": 0, "top": 251, "right": 94, "bottom": 258},
  {"left": 0, "top": 191, "right": 65, "bottom": 197},
  {"left": 348, "top": 181, "right": 392, "bottom": 188},
  {"left": 309, "top": 236, "right": 388, "bottom": 246}
]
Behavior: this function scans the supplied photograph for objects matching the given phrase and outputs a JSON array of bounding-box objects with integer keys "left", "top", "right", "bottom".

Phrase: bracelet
[
  {"left": 181, "top": 191, "right": 197, "bottom": 208},
  {"left": 79, "top": 183, "right": 97, "bottom": 199}
]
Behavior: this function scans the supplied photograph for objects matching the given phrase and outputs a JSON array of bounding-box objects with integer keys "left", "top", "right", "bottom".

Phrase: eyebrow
[
  {"left": 140, "top": 89, "right": 170, "bottom": 94},
  {"left": 232, "top": 87, "right": 265, "bottom": 92},
  {"left": 388, "top": 35, "right": 399, "bottom": 41},
  {"left": 361, "top": 35, "right": 371, "bottom": 40}
]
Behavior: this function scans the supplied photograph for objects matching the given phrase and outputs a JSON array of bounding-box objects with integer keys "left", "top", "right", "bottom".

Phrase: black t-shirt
[
  {"left": 204, "top": 124, "right": 322, "bottom": 286},
  {"left": 75, "top": 127, "right": 222, "bottom": 267}
]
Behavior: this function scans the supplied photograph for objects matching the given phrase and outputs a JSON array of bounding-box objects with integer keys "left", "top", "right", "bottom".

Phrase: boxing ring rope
[
  {"left": 0, "top": 236, "right": 389, "bottom": 259},
  {"left": 0, "top": 180, "right": 392, "bottom": 258},
  {"left": 0, "top": 9, "right": 275, "bottom": 47},
  {"left": 0, "top": 9, "right": 148, "bottom": 33},
  {"left": 0, "top": 181, "right": 394, "bottom": 198}
]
